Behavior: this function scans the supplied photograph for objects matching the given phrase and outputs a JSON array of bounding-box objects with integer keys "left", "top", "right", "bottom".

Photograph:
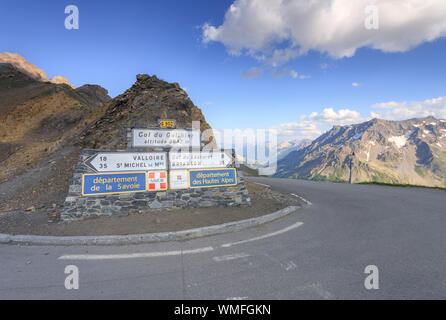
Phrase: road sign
[
  {"left": 158, "top": 119, "right": 176, "bottom": 128},
  {"left": 132, "top": 128, "right": 200, "bottom": 148},
  {"left": 84, "top": 152, "right": 167, "bottom": 172},
  {"left": 189, "top": 168, "right": 237, "bottom": 188},
  {"left": 148, "top": 171, "right": 168, "bottom": 191},
  {"left": 170, "top": 170, "right": 189, "bottom": 189},
  {"left": 82, "top": 172, "right": 146, "bottom": 196},
  {"left": 169, "top": 151, "right": 232, "bottom": 169}
]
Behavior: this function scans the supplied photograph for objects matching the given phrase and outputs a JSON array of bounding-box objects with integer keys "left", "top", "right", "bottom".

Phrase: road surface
[{"left": 1, "top": 177, "right": 445, "bottom": 299}]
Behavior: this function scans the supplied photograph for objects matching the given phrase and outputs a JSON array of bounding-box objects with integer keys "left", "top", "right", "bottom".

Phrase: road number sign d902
[{"left": 158, "top": 119, "right": 176, "bottom": 128}]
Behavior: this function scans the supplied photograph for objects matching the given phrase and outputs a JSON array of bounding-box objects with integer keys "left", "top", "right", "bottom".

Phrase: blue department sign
[
  {"left": 189, "top": 168, "right": 237, "bottom": 188},
  {"left": 82, "top": 172, "right": 147, "bottom": 196}
]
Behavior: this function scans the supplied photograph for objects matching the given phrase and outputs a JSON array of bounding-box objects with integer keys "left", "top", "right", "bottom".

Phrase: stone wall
[{"left": 61, "top": 149, "right": 251, "bottom": 221}]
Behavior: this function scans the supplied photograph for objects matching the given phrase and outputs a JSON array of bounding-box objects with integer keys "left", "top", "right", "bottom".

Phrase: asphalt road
[{"left": 1, "top": 177, "right": 445, "bottom": 299}]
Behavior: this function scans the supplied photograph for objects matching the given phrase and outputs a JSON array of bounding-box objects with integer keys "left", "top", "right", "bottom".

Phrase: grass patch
[
  {"left": 414, "top": 166, "right": 425, "bottom": 177},
  {"left": 358, "top": 181, "right": 446, "bottom": 190}
]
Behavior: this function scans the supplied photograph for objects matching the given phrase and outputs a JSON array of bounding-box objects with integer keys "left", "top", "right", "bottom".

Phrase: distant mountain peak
[
  {"left": 275, "top": 117, "right": 446, "bottom": 187},
  {"left": 0, "top": 52, "right": 75, "bottom": 88}
]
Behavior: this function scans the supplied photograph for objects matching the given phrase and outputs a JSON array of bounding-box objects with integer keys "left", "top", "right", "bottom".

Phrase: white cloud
[
  {"left": 240, "top": 66, "right": 262, "bottom": 78},
  {"left": 270, "top": 121, "right": 323, "bottom": 141},
  {"left": 203, "top": 0, "right": 446, "bottom": 65},
  {"left": 301, "top": 108, "right": 366, "bottom": 124},
  {"left": 273, "top": 68, "right": 301, "bottom": 79},
  {"left": 352, "top": 82, "right": 361, "bottom": 87},
  {"left": 299, "top": 74, "right": 311, "bottom": 80},
  {"left": 272, "top": 107, "right": 367, "bottom": 141},
  {"left": 273, "top": 68, "right": 288, "bottom": 79},
  {"left": 289, "top": 70, "right": 298, "bottom": 79},
  {"left": 370, "top": 96, "right": 446, "bottom": 120},
  {"left": 271, "top": 96, "right": 446, "bottom": 142}
]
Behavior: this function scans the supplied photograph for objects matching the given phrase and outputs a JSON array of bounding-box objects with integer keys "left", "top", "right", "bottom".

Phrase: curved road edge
[{"left": 0, "top": 205, "right": 300, "bottom": 246}]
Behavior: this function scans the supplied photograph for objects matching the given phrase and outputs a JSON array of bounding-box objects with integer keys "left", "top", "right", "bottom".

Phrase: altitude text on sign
[
  {"left": 85, "top": 152, "right": 167, "bottom": 172},
  {"left": 132, "top": 128, "right": 200, "bottom": 148}
]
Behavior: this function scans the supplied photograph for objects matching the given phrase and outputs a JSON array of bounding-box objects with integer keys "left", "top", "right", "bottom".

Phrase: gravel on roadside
[{"left": 0, "top": 182, "right": 301, "bottom": 236}]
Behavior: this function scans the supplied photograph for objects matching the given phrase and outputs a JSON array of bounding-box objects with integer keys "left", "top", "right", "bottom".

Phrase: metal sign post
[{"left": 348, "top": 151, "right": 356, "bottom": 184}]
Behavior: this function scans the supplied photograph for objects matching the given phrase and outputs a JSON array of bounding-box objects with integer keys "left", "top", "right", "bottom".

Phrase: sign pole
[{"left": 348, "top": 151, "right": 355, "bottom": 184}]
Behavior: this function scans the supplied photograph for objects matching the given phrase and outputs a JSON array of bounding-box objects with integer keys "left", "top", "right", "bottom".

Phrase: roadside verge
[{"left": 0, "top": 206, "right": 299, "bottom": 246}]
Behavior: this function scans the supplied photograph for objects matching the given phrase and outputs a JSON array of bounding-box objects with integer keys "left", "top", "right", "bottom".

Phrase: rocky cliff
[{"left": 78, "top": 74, "right": 214, "bottom": 149}]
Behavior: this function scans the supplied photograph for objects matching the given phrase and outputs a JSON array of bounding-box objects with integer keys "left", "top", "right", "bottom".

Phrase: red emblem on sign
[{"left": 148, "top": 171, "right": 168, "bottom": 191}]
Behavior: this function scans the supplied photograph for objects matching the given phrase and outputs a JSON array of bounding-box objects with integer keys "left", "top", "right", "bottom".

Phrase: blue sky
[{"left": 1, "top": 0, "right": 446, "bottom": 141}]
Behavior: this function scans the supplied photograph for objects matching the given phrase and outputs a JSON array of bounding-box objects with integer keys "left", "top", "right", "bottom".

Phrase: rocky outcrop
[
  {"left": 75, "top": 84, "right": 111, "bottom": 109},
  {"left": 0, "top": 61, "right": 110, "bottom": 182},
  {"left": 0, "top": 52, "right": 74, "bottom": 88},
  {"left": 78, "top": 74, "right": 215, "bottom": 149}
]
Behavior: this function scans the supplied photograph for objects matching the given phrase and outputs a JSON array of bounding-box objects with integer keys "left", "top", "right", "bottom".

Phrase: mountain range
[
  {"left": 277, "top": 139, "right": 312, "bottom": 160},
  {"left": 275, "top": 117, "right": 446, "bottom": 188}
]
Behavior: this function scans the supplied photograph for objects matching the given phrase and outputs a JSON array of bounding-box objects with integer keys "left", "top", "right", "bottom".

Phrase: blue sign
[
  {"left": 82, "top": 172, "right": 147, "bottom": 196},
  {"left": 189, "top": 168, "right": 237, "bottom": 188}
]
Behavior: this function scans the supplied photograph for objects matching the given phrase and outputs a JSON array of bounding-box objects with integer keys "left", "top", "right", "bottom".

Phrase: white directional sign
[
  {"left": 85, "top": 152, "right": 167, "bottom": 172},
  {"left": 169, "top": 151, "right": 233, "bottom": 169},
  {"left": 132, "top": 128, "right": 200, "bottom": 148}
]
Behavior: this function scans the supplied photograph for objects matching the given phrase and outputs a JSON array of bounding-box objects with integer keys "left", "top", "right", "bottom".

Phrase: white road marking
[
  {"left": 226, "top": 297, "right": 249, "bottom": 300},
  {"left": 58, "top": 246, "right": 214, "bottom": 261},
  {"left": 282, "top": 261, "right": 297, "bottom": 271},
  {"left": 291, "top": 193, "right": 312, "bottom": 205},
  {"left": 299, "top": 283, "right": 334, "bottom": 299},
  {"left": 213, "top": 253, "right": 250, "bottom": 262},
  {"left": 264, "top": 253, "right": 297, "bottom": 271},
  {"left": 251, "top": 182, "right": 271, "bottom": 188},
  {"left": 221, "top": 221, "right": 304, "bottom": 248}
]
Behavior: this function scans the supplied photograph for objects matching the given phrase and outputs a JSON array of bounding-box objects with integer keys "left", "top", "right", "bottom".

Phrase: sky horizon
[{"left": 2, "top": 0, "right": 446, "bottom": 142}]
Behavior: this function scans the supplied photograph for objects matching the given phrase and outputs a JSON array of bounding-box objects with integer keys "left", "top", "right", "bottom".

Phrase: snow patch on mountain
[{"left": 388, "top": 135, "right": 407, "bottom": 148}]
